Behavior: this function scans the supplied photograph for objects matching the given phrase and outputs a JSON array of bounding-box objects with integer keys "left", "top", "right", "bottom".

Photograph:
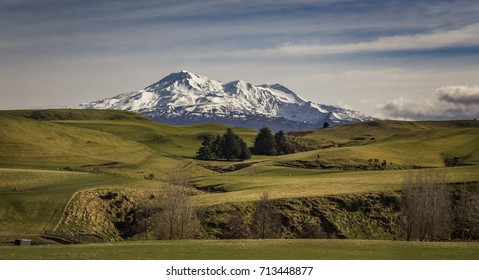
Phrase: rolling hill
[{"left": 1, "top": 109, "right": 478, "bottom": 242}]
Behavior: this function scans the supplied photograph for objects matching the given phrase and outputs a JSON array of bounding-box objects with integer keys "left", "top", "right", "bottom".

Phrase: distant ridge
[{"left": 78, "top": 70, "right": 374, "bottom": 131}]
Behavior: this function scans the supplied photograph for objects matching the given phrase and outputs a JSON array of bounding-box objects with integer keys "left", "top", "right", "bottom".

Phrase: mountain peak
[
  {"left": 79, "top": 71, "right": 374, "bottom": 131},
  {"left": 147, "top": 70, "right": 205, "bottom": 89}
]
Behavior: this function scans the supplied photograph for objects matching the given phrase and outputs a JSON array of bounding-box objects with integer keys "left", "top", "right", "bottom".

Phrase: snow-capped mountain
[{"left": 79, "top": 70, "right": 374, "bottom": 131}]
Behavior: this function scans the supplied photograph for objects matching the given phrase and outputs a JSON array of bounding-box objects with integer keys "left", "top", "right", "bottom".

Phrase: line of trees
[
  {"left": 196, "top": 128, "right": 251, "bottom": 161},
  {"left": 453, "top": 183, "right": 479, "bottom": 240},
  {"left": 196, "top": 126, "right": 297, "bottom": 161},
  {"left": 401, "top": 171, "right": 451, "bottom": 241}
]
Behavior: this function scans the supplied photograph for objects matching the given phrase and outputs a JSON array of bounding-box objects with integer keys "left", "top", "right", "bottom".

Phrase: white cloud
[{"left": 380, "top": 85, "right": 479, "bottom": 120}]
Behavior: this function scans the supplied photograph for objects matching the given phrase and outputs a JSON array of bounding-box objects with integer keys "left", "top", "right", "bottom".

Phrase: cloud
[
  {"left": 380, "top": 85, "right": 479, "bottom": 120},
  {"left": 436, "top": 85, "right": 479, "bottom": 105},
  {"left": 214, "top": 22, "right": 479, "bottom": 58},
  {"left": 3, "top": 0, "right": 479, "bottom": 61},
  {"left": 2, "top": 0, "right": 479, "bottom": 112}
]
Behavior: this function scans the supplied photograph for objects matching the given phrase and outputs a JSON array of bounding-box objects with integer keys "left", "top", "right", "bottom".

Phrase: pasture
[
  {"left": 1, "top": 109, "right": 478, "bottom": 256},
  {"left": 1, "top": 239, "right": 479, "bottom": 260}
]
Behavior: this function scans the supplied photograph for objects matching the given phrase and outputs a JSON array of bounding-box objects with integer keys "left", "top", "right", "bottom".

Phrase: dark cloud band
[{"left": 437, "top": 86, "right": 479, "bottom": 105}]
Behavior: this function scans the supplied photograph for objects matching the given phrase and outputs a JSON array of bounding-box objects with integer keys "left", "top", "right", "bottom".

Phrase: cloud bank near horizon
[{"left": 381, "top": 85, "right": 479, "bottom": 120}]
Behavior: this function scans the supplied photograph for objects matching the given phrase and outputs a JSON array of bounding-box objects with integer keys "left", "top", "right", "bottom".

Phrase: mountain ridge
[{"left": 79, "top": 70, "right": 374, "bottom": 131}]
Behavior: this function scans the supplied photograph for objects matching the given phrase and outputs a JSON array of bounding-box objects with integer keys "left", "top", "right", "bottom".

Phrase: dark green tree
[
  {"left": 222, "top": 128, "right": 242, "bottom": 160},
  {"left": 274, "top": 130, "right": 294, "bottom": 155},
  {"left": 211, "top": 135, "right": 223, "bottom": 158},
  {"left": 254, "top": 127, "right": 277, "bottom": 155},
  {"left": 239, "top": 138, "right": 251, "bottom": 160},
  {"left": 196, "top": 145, "right": 214, "bottom": 160},
  {"left": 195, "top": 128, "right": 251, "bottom": 161},
  {"left": 196, "top": 135, "right": 215, "bottom": 160}
]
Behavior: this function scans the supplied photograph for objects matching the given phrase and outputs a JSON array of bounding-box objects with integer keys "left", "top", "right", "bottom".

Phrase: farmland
[
  {"left": 2, "top": 239, "right": 479, "bottom": 260},
  {"left": 1, "top": 109, "right": 478, "bottom": 259}
]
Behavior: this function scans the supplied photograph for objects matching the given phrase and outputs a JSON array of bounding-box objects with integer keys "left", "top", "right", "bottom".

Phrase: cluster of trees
[
  {"left": 401, "top": 171, "right": 479, "bottom": 241},
  {"left": 253, "top": 127, "right": 295, "bottom": 156},
  {"left": 196, "top": 126, "right": 296, "bottom": 161},
  {"left": 196, "top": 128, "right": 251, "bottom": 161}
]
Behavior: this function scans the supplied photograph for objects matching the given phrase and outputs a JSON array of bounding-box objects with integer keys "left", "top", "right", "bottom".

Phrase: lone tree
[
  {"left": 251, "top": 192, "right": 282, "bottom": 239},
  {"left": 133, "top": 197, "right": 160, "bottom": 240},
  {"left": 253, "top": 127, "right": 277, "bottom": 155},
  {"left": 401, "top": 171, "right": 452, "bottom": 241},
  {"left": 155, "top": 174, "right": 199, "bottom": 240},
  {"left": 225, "top": 214, "right": 251, "bottom": 239}
]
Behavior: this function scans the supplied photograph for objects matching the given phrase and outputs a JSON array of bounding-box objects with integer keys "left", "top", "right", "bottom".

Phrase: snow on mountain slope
[{"left": 79, "top": 70, "right": 374, "bottom": 131}]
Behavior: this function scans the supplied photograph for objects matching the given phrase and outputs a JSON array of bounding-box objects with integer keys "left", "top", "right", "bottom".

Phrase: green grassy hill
[
  {"left": 0, "top": 169, "right": 120, "bottom": 237},
  {"left": 1, "top": 109, "right": 478, "bottom": 242},
  {"left": 0, "top": 109, "right": 252, "bottom": 240}
]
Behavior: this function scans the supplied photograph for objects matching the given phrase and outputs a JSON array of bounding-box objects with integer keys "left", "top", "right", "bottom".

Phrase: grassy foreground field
[{"left": 1, "top": 239, "right": 479, "bottom": 260}]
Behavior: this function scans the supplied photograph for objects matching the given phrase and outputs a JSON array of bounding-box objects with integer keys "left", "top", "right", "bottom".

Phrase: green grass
[
  {"left": 191, "top": 165, "right": 479, "bottom": 205},
  {"left": 1, "top": 109, "right": 479, "bottom": 244},
  {"left": 1, "top": 239, "right": 479, "bottom": 260},
  {"left": 0, "top": 168, "right": 123, "bottom": 236},
  {"left": 292, "top": 120, "right": 479, "bottom": 167},
  {"left": 0, "top": 110, "right": 256, "bottom": 177},
  {"left": 0, "top": 113, "right": 153, "bottom": 170}
]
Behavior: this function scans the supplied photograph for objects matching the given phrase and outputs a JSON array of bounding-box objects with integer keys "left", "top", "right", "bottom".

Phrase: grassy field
[
  {"left": 1, "top": 239, "right": 479, "bottom": 260},
  {"left": 0, "top": 168, "right": 123, "bottom": 236},
  {"left": 191, "top": 165, "right": 479, "bottom": 205},
  {"left": 1, "top": 109, "right": 479, "bottom": 252}
]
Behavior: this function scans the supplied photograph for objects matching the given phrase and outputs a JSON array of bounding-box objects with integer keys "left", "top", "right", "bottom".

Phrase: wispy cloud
[{"left": 207, "top": 23, "right": 479, "bottom": 58}]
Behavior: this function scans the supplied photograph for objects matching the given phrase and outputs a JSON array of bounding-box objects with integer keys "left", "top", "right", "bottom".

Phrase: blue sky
[{"left": 1, "top": 0, "right": 479, "bottom": 120}]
